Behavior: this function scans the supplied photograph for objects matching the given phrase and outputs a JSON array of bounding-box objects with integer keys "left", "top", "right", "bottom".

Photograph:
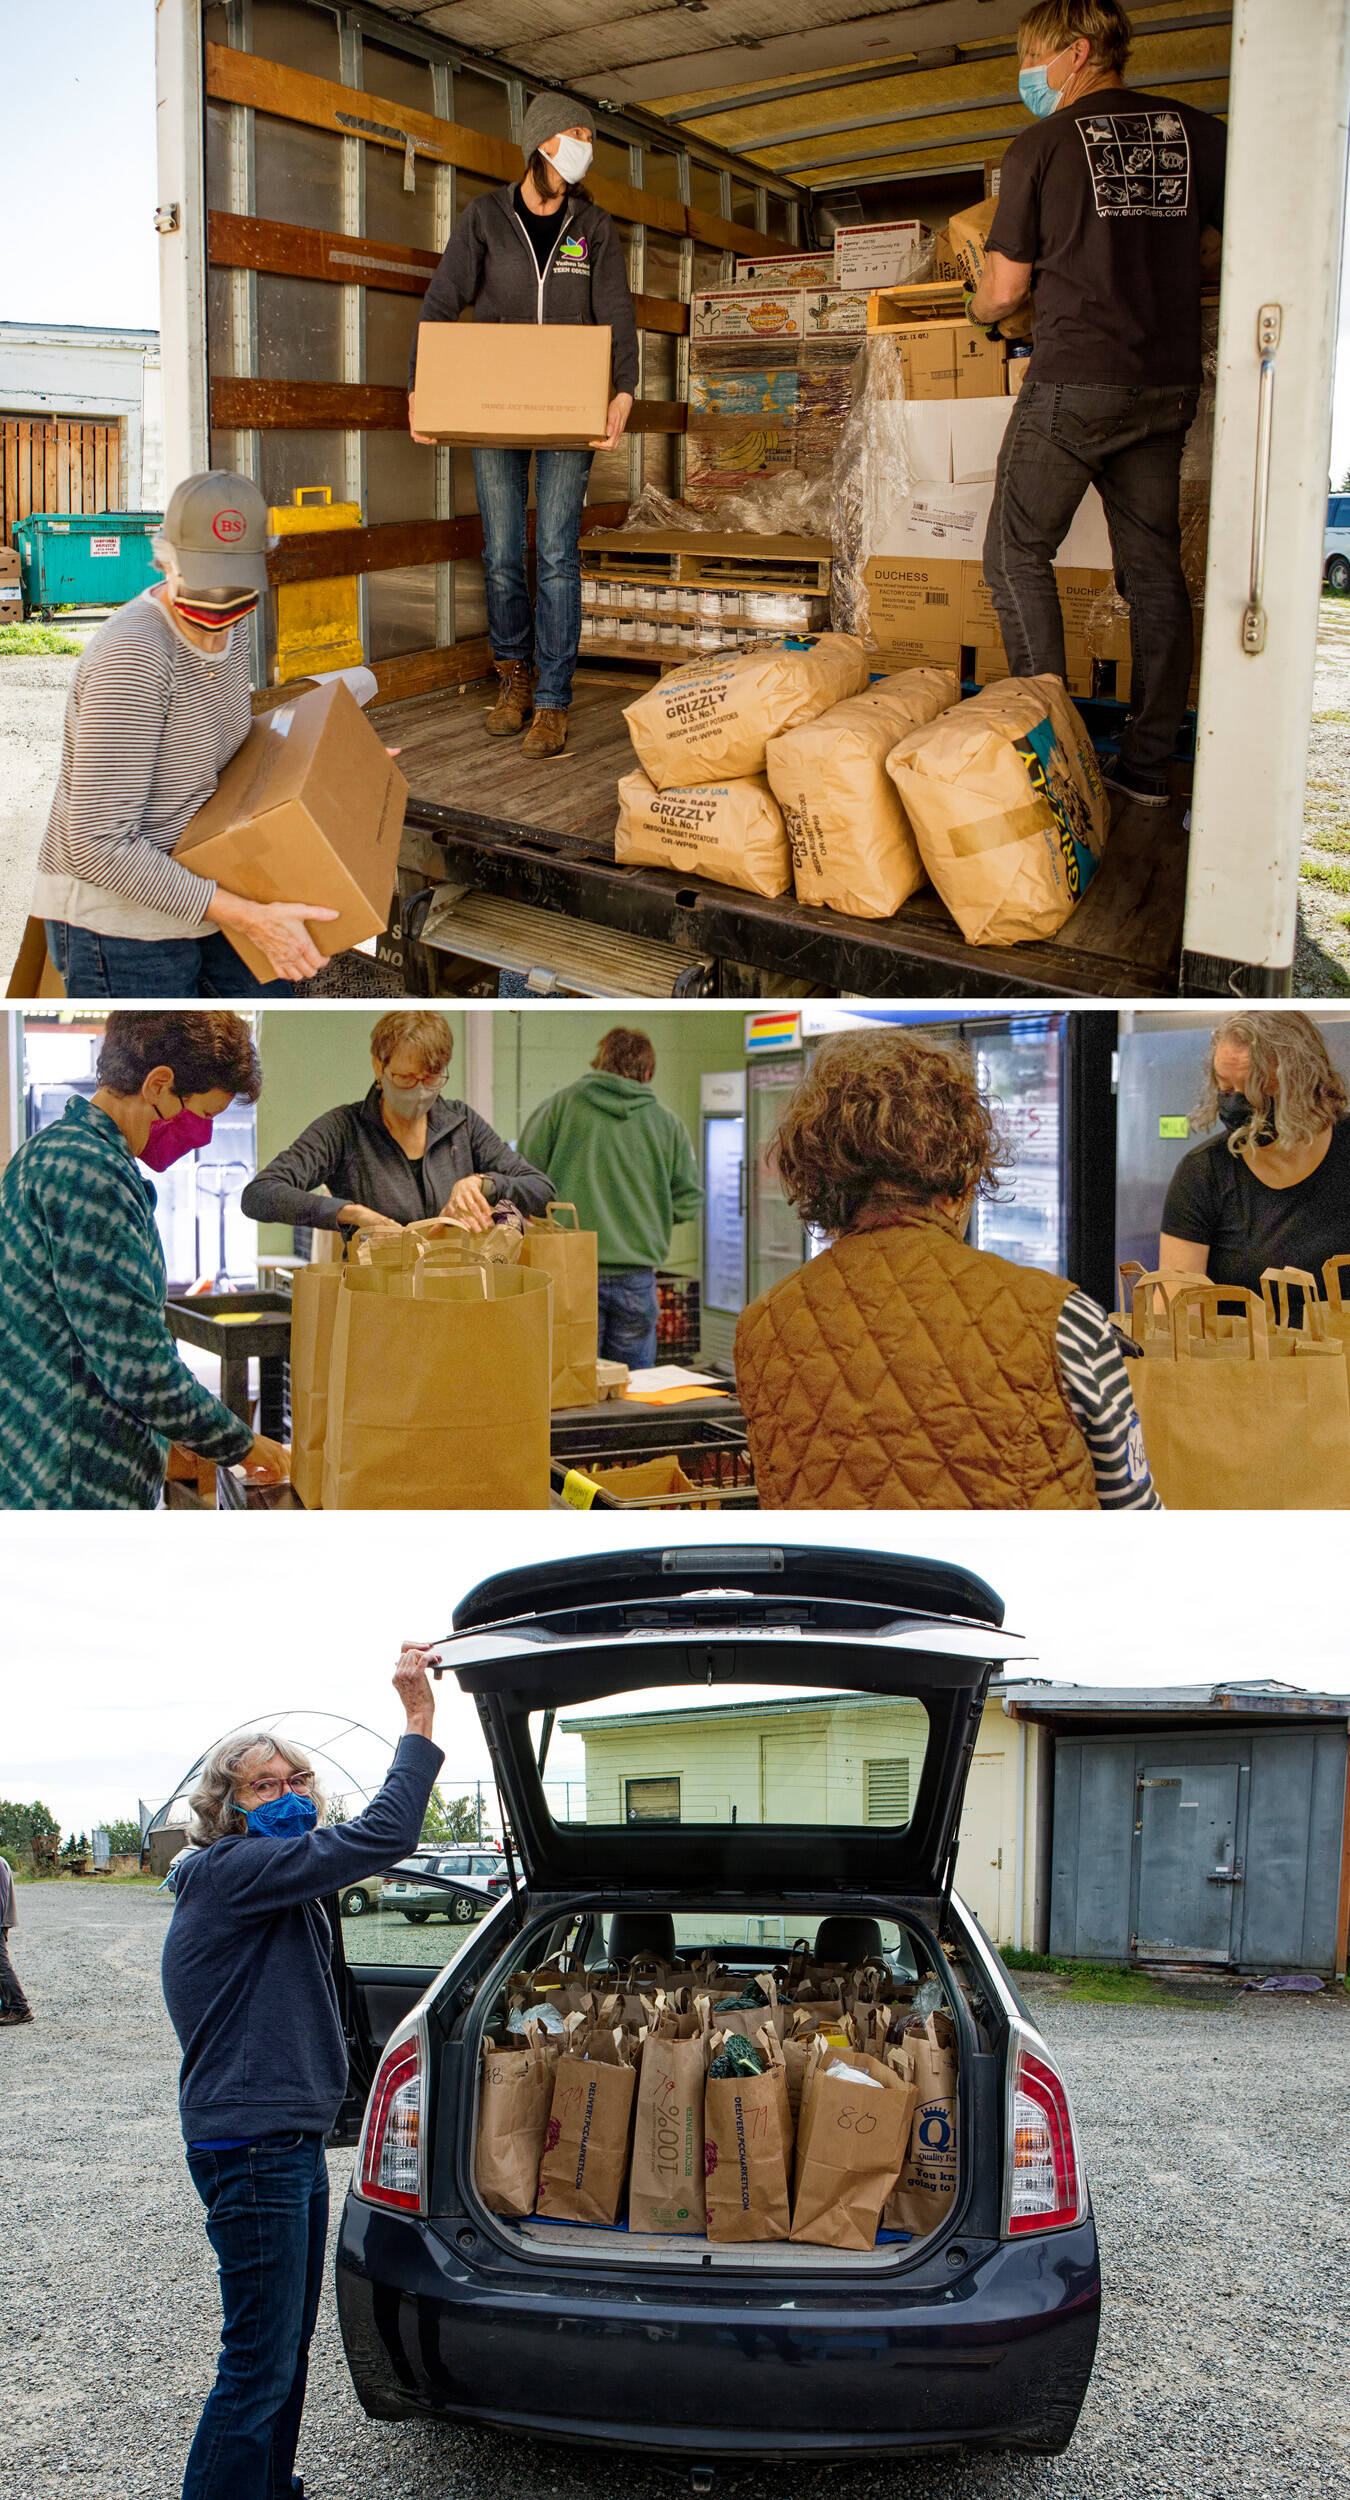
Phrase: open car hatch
[{"left": 440, "top": 1546, "right": 1021, "bottom": 1909}]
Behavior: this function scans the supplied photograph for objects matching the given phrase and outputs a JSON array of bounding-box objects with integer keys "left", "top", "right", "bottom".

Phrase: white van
[{"left": 1326, "top": 495, "right": 1350, "bottom": 596}]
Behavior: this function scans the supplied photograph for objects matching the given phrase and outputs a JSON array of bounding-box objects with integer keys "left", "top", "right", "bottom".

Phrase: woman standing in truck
[{"left": 408, "top": 94, "right": 639, "bottom": 760}]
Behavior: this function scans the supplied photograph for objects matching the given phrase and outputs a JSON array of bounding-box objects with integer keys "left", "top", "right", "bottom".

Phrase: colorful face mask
[
  {"left": 170, "top": 588, "right": 260, "bottom": 632},
  {"left": 140, "top": 1099, "right": 214, "bottom": 1171},
  {"left": 243, "top": 1792, "right": 318, "bottom": 1837}
]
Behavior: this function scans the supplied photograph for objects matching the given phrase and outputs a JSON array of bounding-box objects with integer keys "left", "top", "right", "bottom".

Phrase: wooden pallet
[
  {"left": 581, "top": 530, "right": 831, "bottom": 593},
  {"left": 867, "top": 278, "right": 971, "bottom": 332}
]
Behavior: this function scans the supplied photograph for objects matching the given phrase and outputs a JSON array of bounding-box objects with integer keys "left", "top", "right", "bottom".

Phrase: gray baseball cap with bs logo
[{"left": 159, "top": 470, "right": 277, "bottom": 591}]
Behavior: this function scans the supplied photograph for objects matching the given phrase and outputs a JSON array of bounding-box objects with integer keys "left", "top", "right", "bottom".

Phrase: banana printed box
[{"left": 689, "top": 369, "right": 800, "bottom": 422}]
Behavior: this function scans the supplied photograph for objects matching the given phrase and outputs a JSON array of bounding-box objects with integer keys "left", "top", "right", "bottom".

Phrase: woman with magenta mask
[{"left": 0, "top": 1010, "right": 289, "bottom": 1507}]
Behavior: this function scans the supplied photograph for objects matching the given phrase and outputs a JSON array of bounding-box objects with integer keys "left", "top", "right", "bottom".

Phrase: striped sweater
[
  {"left": 1056, "top": 1287, "right": 1160, "bottom": 1509},
  {"left": 0, "top": 1095, "right": 255, "bottom": 1509},
  {"left": 33, "top": 590, "right": 250, "bottom": 940}
]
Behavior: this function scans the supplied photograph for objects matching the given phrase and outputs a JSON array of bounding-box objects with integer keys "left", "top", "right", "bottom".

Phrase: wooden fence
[{"left": 1, "top": 418, "right": 122, "bottom": 543}]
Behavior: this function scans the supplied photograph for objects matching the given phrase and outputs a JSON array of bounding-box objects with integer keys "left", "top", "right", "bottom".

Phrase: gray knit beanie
[{"left": 521, "top": 90, "right": 595, "bottom": 164}]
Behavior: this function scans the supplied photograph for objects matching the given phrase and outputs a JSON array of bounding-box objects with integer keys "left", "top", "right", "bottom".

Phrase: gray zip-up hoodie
[{"left": 408, "top": 183, "right": 640, "bottom": 398}]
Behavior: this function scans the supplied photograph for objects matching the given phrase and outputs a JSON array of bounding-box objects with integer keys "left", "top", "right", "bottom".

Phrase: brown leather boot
[
  {"left": 520, "top": 707, "right": 568, "bottom": 758},
  {"left": 484, "top": 660, "right": 534, "bottom": 737}
]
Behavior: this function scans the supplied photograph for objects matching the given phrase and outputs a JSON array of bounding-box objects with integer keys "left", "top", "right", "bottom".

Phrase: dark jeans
[
  {"left": 46, "top": 921, "right": 294, "bottom": 1001},
  {"left": 183, "top": 2132, "right": 328, "bottom": 2500},
  {"left": 598, "top": 1269, "right": 659, "bottom": 1369},
  {"left": 983, "top": 380, "right": 1201, "bottom": 774},
  {"left": 472, "top": 446, "right": 594, "bottom": 711},
  {"left": 0, "top": 1928, "right": 30, "bottom": 2015}
]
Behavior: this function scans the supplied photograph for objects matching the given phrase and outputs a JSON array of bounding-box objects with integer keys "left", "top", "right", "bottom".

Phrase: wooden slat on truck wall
[
  {"left": 204, "top": 43, "right": 773, "bottom": 259},
  {"left": 206, "top": 211, "right": 691, "bottom": 340},
  {"left": 265, "top": 500, "right": 629, "bottom": 587},
  {"left": 1, "top": 418, "right": 121, "bottom": 539},
  {"left": 212, "top": 377, "right": 687, "bottom": 436}
]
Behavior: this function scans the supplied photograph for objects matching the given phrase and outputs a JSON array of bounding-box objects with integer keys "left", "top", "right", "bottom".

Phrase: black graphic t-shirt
[
  {"left": 987, "top": 89, "right": 1226, "bottom": 386},
  {"left": 513, "top": 184, "right": 569, "bottom": 276}
]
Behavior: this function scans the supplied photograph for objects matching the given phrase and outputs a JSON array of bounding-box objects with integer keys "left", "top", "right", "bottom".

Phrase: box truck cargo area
[{"left": 156, "top": 0, "right": 1350, "bottom": 998}]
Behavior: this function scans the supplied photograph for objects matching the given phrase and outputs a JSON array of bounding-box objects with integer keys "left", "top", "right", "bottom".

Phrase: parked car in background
[
  {"left": 382, "top": 1856, "right": 498, "bottom": 1925},
  {"left": 1326, "top": 494, "right": 1350, "bottom": 593},
  {"left": 338, "top": 1847, "right": 500, "bottom": 1921},
  {"left": 332, "top": 1545, "right": 1101, "bottom": 2464}
]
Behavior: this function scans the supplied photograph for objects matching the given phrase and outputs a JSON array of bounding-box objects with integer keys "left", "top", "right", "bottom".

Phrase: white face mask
[{"left": 547, "top": 132, "right": 593, "bottom": 186}]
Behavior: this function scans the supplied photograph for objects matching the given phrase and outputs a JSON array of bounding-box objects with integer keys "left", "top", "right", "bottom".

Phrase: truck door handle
[
  {"left": 1207, "top": 1866, "right": 1243, "bottom": 1884},
  {"left": 1242, "top": 304, "right": 1282, "bottom": 656}
]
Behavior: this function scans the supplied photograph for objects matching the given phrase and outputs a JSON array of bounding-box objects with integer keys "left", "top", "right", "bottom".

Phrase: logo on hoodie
[{"left": 557, "top": 233, "right": 590, "bottom": 270}]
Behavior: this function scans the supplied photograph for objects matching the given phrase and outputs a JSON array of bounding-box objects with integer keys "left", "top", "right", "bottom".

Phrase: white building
[{"left": 0, "top": 323, "right": 163, "bottom": 512}]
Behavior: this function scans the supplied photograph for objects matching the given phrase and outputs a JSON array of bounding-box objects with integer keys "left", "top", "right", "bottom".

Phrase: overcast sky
[
  {"left": 7, "top": 4, "right": 1350, "bottom": 484},
  {"left": 3, "top": 1512, "right": 1345, "bottom": 1839}
]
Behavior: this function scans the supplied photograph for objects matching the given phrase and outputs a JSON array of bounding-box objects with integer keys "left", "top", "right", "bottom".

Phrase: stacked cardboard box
[
  {"left": 687, "top": 270, "right": 874, "bottom": 508},
  {"left": 0, "top": 545, "right": 23, "bottom": 626}
]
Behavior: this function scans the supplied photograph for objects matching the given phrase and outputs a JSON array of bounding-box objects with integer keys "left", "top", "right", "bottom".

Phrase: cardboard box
[
  {"left": 413, "top": 322, "right": 610, "bottom": 448},
  {"left": 1055, "top": 566, "right": 1116, "bottom": 645},
  {"left": 174, "top": 680, "right": 407, "bottom": 983},
  {"left": 735, "top": 251, "right": 834, "bottom": 288},
  {"left": 0, "top": 581, "right": 22, "bottom": 619},
  {"left": 801, "top": 287, "right": 870, "bottom": 335},
  {"left": 875, "top": 483, "right": 994, "bottom": 563},
  {"left": 969, "top": 643, "right": 1009, "bottom": 685},
  {"left": 866, "top": 636, "right": 964, "bottom": 673},
  {"left": 931, "top": 230, "right": 963, "bottom": 284},
  {"left": 691, "top": 289, "right": 803, "bottom": 342},
  {"left": 0, "top": 546, "right": 22, "bottom": 582},
  {"left": 954, "top": 329, "right": 1008, "bottom": 397},
  {"left": 960, "top": 561, "right": 1001, "bottom": 645},
  {"left": 896, "top": 320, "right": 1004, "bottom": 401},
  {"left": 947, "top": 197, "right": 1034, "bottom": 343},
  {"left": 834, "top": 221, "right": 924, "bottom": 289},
  {"left": 863, "top": 557, "right": 964, "bottom": 646}
]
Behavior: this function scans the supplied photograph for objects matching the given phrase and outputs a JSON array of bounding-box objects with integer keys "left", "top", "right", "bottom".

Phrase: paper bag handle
[
  {"left": 1260, "top": 1267, "right": 1324, "bottom": 1339},
  {"left": 1117, "top": 1259, "right": 1145, "bottom": 1309},
  {"left": 1170, "top": 1281, "right": 1262, "bottom": 1361},
  {"left": 1323, "top": 1255, "right": 1350, "bottom": 1315},
  {"left": 546, "top": 1201, "right": 581, "bottom": 1230},
  {"left": 1128, "top": 1269, "right": 1202, "bottom": 1332}
]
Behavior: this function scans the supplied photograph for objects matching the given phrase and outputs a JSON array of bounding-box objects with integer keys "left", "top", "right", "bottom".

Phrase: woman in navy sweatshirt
[{"left": 161, "top": 1646, "right": 444, "bottom": 2500}]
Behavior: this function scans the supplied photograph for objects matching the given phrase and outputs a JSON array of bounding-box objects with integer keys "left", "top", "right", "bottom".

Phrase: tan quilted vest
[{"left": 734, "top": 1211, "right": 1098, "bottom": 1511}]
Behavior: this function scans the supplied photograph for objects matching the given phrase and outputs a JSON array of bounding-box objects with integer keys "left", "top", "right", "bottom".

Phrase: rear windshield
[{"left": 534, "top": 1685, "right": 931, "bottom": 1832}]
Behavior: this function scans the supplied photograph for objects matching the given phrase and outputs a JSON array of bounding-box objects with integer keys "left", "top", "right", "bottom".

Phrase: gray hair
[
  {"left": 1191, "top": 1011, "right": 1349, "bottom": 1154},
  {"left": 188, "top": 1731, "right": 322, "bottom": 1846}
]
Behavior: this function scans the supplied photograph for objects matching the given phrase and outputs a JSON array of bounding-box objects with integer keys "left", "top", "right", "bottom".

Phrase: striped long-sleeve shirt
[
  {"left": 0, "top": 1095, "right": 255, "bottom": 1509},
  {"left": 32, "top": 590, "right": 250, "bottom": 940},
  {"left": 1056, "top": 1287, "right": 1161, "bottom": 1509}
]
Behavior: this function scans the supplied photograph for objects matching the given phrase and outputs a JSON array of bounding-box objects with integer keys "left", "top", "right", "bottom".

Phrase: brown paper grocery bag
[
  {"left": 535, "top": 2039, "right": 637, "bottom": 2226},
  {"left": 703, "top": 2029, "right": 792, "bottom": 2243},
  {"left": 1323, "top": 1256, "right": 1350, "bottom": 1351},
  {"left": 1260, "top": 1267, "right": 1344, "bottom": 1358},
  {"left": 624, "top": 635, "right": 871, "bottom": 790},
  {"left": 522, "top": 1203, "right": 599, "bottom": 1409},
  {"left": 629, "top": 2023, "right": 708, "bottom": 2234},
  {"left": 615, "top": 768, "right": 793, "bottom": 899},
  {"left": 321, "top": 1261, "right": 551, "bottom": 1509},
  {"left": 287, "top": 1263, "right": 344, "bottom": 1509},
  {"left": 766, "top": 665, "right": 959, "bottom": 919},
  {"left": 886, "top": 2012, "right": 959, "bottom": 2237},
  {"left": 475, "top": 2031, "right": 553, "bottom": 2218},
  {"left": 1125, "top": 1283, "right": 1350, "bottom": 1509},
  {"left": 887, "top": 675, "right": 1108, "bottom": 947},
  {"left": 790, "top": 2040, "right": 916, "bottom": 2250}
]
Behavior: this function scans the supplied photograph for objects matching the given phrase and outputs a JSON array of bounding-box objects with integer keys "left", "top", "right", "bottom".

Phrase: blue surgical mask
[
  {"left": 243, "top": 1791, "right": 318, "bottom": 1837},
  {"left": 1019, "top": 42, "right": 1073, "bottom": 118}
]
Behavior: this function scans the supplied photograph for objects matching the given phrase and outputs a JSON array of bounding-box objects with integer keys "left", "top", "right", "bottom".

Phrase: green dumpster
[{"left": 14, "top": 511, "right": 162, "bottom": 615}]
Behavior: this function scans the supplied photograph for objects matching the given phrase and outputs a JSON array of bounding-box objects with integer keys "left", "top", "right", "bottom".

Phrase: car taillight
[
  {"left": 1006, "top": 2037, "right": 1083, "bottom": 2235},
  {"left": 356, "top": 2029, "right": 425, "bottom": 2213}
]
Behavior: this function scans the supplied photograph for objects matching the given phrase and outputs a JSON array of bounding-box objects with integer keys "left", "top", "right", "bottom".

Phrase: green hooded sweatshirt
[{"left": 519, "top": 1071, "right": 703, "bottom": 1272}]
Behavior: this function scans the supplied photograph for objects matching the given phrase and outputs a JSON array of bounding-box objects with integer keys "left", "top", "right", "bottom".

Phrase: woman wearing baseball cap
[
  {"left": 32, "top": 470, "right": 340, "bottom": 998},
  {"left": 409, "top": 93, "right": 639, "bottom": 758}
]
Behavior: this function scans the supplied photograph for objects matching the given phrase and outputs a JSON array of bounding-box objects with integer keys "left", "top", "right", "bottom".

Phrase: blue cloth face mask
[
  {"left": 1018, "top": 42, "right": 1074, "bottom": 117},
  {"left": 243, "top": 1791, "right": 318, "bottom": 1837}
]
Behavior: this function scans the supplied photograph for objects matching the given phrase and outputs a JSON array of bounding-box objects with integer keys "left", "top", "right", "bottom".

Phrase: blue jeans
[
  {"left": 182, "top": 2132, "right": 328, "bottom": 2500},
  {"left": 46, "top": 921, "right": 294, "bottom": 1000},
  {"left": 598, "top": 1269, "right": 659, "bottom": 1369},
  {"left": 982, "top": 380, "right": 1200, "bottom": 772},
  {"left": 473, "top": 446, "right": 594, "bottom": 711}
]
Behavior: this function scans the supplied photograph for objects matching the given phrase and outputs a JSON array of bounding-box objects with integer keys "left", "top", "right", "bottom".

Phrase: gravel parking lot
[{"left": 7, "top": 1884, "right": 1348, "bottom": 2500}]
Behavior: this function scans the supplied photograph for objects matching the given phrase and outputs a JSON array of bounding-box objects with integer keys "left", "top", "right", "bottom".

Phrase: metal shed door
[{"left": 1135, "top": 1766, "right": 1241, "bottom": 1962}]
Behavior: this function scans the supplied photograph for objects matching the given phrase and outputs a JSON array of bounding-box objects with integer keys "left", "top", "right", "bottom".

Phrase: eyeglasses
[{"left": 240, "top": 1771, "right": 316, "bottom": 1801}]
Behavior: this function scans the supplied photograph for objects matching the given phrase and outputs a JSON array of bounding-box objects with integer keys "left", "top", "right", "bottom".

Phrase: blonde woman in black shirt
[{"left": 1160, "top": 1013, "right": 1350, "bottom": 1309}]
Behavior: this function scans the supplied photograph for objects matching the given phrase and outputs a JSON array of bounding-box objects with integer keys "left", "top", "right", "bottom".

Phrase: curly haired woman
[
  {"left": 1160, "top": 1012, "right": 1350, "bottom": 1316},
  {"left": 734, "top": 1028, "right": 1158, "bottom": 1511}
]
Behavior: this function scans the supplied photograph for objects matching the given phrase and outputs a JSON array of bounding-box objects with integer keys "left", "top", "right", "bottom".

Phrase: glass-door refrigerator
[{"left": 699, "top": 1071, "right": 746, "bottom": 1368}]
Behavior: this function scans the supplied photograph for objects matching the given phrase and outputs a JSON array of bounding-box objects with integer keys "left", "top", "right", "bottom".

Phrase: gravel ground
[{"left": 7, "top": 1884, "right": 1348, "bottom": 2500}]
